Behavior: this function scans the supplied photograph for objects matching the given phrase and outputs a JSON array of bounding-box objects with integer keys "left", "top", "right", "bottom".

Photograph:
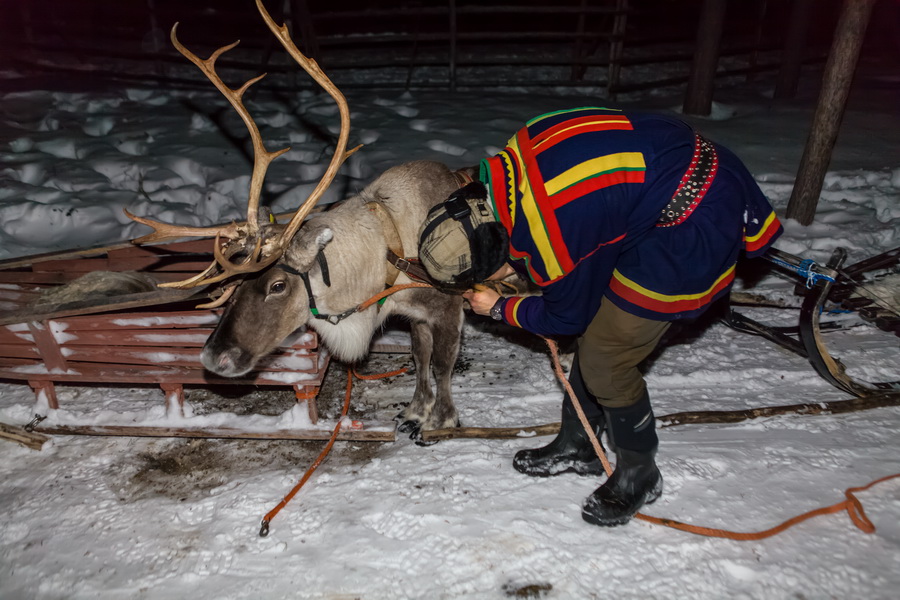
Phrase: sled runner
[{"left": 727, "top": 246, "right": 900, "bottom": 397}]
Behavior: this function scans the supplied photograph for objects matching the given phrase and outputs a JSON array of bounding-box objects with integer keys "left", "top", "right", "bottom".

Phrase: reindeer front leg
[
  {"left": 395, "top": 321, "right": 435, "bottom": 440},
  {"left": 423, "top": 307, "right": 462, "bottom": 431}
]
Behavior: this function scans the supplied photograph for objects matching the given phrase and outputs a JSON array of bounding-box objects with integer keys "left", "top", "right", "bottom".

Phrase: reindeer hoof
[{"left": 397, "top": 418, "right": 422, "bottom": 436}]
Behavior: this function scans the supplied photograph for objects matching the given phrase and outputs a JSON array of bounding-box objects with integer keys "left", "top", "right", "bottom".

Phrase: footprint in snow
[
  {"left": 116, "top": 139, "right": 148, "bottom": 157},
  {"left": 173, "top": 499, "right": 218, "bottom": 526},
  {"left": 83, "top": 116, "right": 115, "bottom": 137},
  {"left": 360, "top": 510, "right": 421, "bottom": 540},
  {"left": 191, "top": 549, "right": 234, "bottom": 577},
  {"left": 9, "top": 137, "right": 34, "bottom": 152},
  {"left": 36, "top": 139, "right": 79, "bottom": 160},
  {"left": 426, "top": 139, "right": 467, "bottom": 157},
  {"left": 392, "top": 105, "right": 419, "bottom": 118}
]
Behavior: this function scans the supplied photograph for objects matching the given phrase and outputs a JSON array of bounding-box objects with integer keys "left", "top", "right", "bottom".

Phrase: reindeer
[{"left": 125, "top": 0, "right": 465, "bottom": 439}]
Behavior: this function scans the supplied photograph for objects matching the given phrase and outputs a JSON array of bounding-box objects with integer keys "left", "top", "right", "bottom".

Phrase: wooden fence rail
[{"left": 1, "top": 0, "right": 835, "bottom": 95}]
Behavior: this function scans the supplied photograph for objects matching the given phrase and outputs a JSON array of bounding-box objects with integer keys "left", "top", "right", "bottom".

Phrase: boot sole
[
  {"left": 580, "top": 481, "right": 663, "bottom": 527},
  {"left": 513, "top": 460, "right": 605, "bottom": 478}
]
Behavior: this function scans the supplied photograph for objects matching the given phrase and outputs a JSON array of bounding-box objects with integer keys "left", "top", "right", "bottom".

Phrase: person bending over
[{"left": 417, "top": 107, "right": 782, "bottom": 526}]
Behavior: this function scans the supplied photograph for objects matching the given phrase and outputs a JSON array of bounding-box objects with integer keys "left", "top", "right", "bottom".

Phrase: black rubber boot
[
  {"left": 581, "top": 391, "right": 663, "bottom": 526},
  {"left": 513, "top": 359, "right": 606, "bottom": 477}
]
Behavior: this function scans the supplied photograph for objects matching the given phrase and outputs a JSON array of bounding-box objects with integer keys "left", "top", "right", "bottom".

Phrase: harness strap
[
  {"left": 277, "top": 260, "right": 357, "bottom": 325},
  {"left": 385, "top": 250, "right": 435, "bottom": 284}
]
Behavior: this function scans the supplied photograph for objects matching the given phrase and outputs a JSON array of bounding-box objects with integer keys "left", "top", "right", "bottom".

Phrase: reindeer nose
[
  {"left": 201, "top": 346, "right": 245, "bottom": 376},
  {"left": 216, "top": 351, "right": 236, "bottom": 373}
]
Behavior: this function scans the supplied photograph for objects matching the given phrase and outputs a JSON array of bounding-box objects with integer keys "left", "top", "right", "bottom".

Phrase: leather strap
[{"left": 385, "top": 250, "right": 435, "bottom": 284}]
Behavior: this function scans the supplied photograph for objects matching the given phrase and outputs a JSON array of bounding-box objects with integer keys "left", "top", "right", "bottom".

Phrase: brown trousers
[{"left": 577, "top": 297, "right": 671, "bottom": 408}]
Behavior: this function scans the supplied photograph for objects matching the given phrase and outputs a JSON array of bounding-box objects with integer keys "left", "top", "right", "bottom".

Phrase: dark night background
[{"left": 1, "top": 0, "right": 896, "bottom": 94}]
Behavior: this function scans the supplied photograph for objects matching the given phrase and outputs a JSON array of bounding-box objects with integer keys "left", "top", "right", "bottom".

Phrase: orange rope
[
  {"left": 543, "top": 336, "right": 899, "bottom": 540},
  {"left": 259, "top": 365, "right": 407, "bottom": 537},
  {"left": 357, "top": 282, "right": 434, "bottom": 312}
]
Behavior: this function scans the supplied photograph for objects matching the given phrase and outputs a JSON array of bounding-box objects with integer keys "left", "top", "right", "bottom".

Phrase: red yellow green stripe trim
[
  {"left": 532, "top": 115, "right": 633, "bottom": 151},
  {"left": 544, "top": 152, "right": 646, "bottom": 196},
  {"left": 513, "top": 128, "right": 575, "bottom": 280},
  {"left": 744, "top": 210, "right": 782, "bottom": 253},
  {"left": 550, "top": 170, "right": 646, "bottom": 209},
  {"left": 525, "top": 106, "right": 623, "bottom": 128},
  {"left": 502, "top": 297, "right": 526, "bottom": 328},
  {"left": 608, "top": 265, "right": 736, "bottom": 314}
]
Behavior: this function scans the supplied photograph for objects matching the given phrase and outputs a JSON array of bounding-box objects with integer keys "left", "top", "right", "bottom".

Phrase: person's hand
[{"left": 462, "top": 287, "right": 501, "bottom": 316}]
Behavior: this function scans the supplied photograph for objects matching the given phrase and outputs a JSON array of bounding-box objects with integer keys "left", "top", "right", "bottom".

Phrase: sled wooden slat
[
  {"left": 0, "top": 270, "right": 212, "bottom": 286},
  {"left": 36, "top": 328, "right": 217, "bottom": 347},
  {"left": 0, "top": 285, "right": 41, "bottom": 303},
  {"left": 5, "top": 345, "right": 320, "bottom": 372},
  {"left": 0, "top": 345, "right": 37, "bottom": 359},
  {"left": 46, "top": 310, "right": 222, "bottom": 331},
  {"left": 0, "top": 239, "right": 213, "bottom": 270},
  {"left": 0, "top": 360, "right": 323, "bottom": 387}
]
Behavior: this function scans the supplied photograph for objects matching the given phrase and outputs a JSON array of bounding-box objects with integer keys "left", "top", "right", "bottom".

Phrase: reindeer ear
[
  {"left": 284, "top": 226, "right": 334, "bottom": 267},
  {"left": 314, "top": 227, "right": 334, "bottom": 249}
]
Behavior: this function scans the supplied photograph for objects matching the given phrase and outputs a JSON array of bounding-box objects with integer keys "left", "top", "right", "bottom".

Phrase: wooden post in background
[
  {"left": 449, "top": 0, "right": 458, "bottom": 92},
  {"left": 682, "top": 0, "right": 727, "bottom": 116},
  {"left": 786, "top": 0, "right": 876, "bottom": 225},
  {"left": 606, "top": 0, "right": 629, "bottom": 100},
  {"left": 774, "top": 0, "right": 815, "bottom": 100}
]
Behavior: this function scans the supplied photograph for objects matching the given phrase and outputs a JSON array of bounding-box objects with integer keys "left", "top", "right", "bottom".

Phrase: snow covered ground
[{"left": 1, "top": 44, "right": 899, "bottom": 599}]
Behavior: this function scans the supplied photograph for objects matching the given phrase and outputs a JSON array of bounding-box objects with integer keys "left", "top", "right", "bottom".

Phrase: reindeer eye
[{"left": 269, "top": 280, "right": 287, "bottom": 295}]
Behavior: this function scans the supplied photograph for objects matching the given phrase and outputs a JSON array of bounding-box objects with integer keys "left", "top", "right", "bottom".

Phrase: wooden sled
[
  {"left": 0, "top": 240, "right": 394, "bottom": 443},
  {"left": 728, "top": 246, "right": 900, "bottom": 398}
]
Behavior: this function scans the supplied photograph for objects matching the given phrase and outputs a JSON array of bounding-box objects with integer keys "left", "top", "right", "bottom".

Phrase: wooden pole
[
  {"left": 744, "top": 0, "right": 768, "bottom": 83},
  {"left": 33, "top": 423, "right": 396, "bottom": 442},
  {"left": 449, "top": 0, "right": 458, "bottom": 92},
  {"left": 0, "top": 422, "right": 50, "bottom": 451},
  {"left": 786, "top": 0, "right": 876, "bottom": 225},
  {"left": 774, "top": 0, "right": 815, "bottom": 100},
  {"left": 606, "top": 0, "right": 629, "bottom": 100},
  {"left": 290, "top": 0, "right": 320, "bottom": 62},
  {"left": 569, "top": 0, "right": 588, "bottom": 81},
  {"left": 682, "top": 0, "right": 727, "bottom": 116},
  {"left": 420, "top": 390, "right": 900, "bottom": 441}
]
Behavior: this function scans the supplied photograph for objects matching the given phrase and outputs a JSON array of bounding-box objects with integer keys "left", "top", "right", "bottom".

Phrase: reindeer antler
[{"left": 126, "top": 0, "right": 360, "bottom": 289}]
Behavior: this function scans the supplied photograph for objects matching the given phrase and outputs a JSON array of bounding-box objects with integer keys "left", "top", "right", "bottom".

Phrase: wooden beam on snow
[{"left": 0, "top": 421, "right": 51, "bottom": 451}]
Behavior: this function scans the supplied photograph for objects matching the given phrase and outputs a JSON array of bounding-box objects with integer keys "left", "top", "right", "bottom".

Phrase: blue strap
[{"left": 768, "top": 256, "right": 836, "bottom": 288}]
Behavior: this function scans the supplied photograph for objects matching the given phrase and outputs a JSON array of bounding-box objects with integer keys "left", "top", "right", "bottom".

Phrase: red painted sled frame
[{"left": 0, "top": 240, "right": 330, "bottom": 423}]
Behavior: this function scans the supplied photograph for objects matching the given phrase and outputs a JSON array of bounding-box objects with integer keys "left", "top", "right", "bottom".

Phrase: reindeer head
[{"left": 200, "top": 224, "right": 335, "bottom": 377}]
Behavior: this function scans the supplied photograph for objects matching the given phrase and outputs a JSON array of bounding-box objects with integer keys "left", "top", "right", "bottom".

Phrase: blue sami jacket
[{"left": 480, "top": 107, "right": 783, "bottom": 335}]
